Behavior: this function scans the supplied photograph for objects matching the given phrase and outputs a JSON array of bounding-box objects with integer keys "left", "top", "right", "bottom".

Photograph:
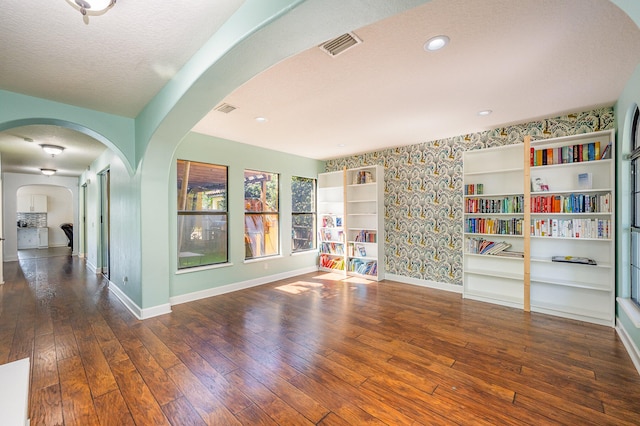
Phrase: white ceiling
[{"left": 1, "top": 0, "right": 639, "bottom": 174}]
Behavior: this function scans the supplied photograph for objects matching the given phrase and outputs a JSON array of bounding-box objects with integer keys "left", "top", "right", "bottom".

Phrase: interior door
[{"left": 99, "top": 169, "right": 110, "bottom": 279}]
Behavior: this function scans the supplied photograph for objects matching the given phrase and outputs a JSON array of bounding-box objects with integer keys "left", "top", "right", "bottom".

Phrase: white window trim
[{"left": 618, "top": 297, "right": 640, "bottom": 328}]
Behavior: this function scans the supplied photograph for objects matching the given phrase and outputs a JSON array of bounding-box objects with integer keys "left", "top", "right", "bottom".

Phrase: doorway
[{"left": 99, "top": 169, "right": 110, "bottom": 279}]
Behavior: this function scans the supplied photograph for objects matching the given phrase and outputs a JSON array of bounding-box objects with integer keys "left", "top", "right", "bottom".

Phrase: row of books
[
  {"left": 531, "top": 141, "right": 611, "bottom": 166},
  {"left": 353, "top": 229, "right": 376, "bottom": 243},
  {"left": 465, "top": 237, "right": 512, "bottom": 255},
  {"left": 352, "top": 170, "right": 374, "bottom": 185},
  {"left": 318, "top": 229, "right": 344, "bottom": 242},
  {"left": 348, "top": 243, "right": 367, "bottom": 257},
  {"left": 321, "top": 215, "right": 343, "bottom": 228},
  {"left": 465, "top": 218, "right": 524, "bottom": 235},
  {"left": 348, "top": 259, "right": 377, "bottom": 275},
  {"left": 464, "top": 183, "right": 484, "bottom": 195},
  {"left": 531, "top": 218, "right": 611, "bottom": 239},
  {"left": 465, "top": 196, "right": 524, "bottom": 214},
  {"left": 319, "top": 242, "right": 344, "bottom": 255},
  {"left": 319, "top": 254, "right": 345, "bottom": 270},
  {"left": 531, "top": 193, "right": 611, "bottom": 213}
]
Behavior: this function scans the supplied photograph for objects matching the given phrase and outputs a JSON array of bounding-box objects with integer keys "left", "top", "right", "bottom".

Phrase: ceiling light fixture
[
  {"left": 424, "top": 35, "right": 450, "bottom": 52},
  {"left": 66, "top": 0, "right": 116, "bottom": 17},
  {"left": 41, "top": 169, "right": 57, "bottom": 176},
  {"left": 477, "top": 110, "right": 493, "bottom": 117},
  {"left": 40, "top": 144, "right": 65, "bottom": 156}
]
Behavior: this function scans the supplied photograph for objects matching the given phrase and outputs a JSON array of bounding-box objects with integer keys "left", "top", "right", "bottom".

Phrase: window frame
[
  {"left": 244, "top": 169, "right": 280, "bottom": 260},
  {"left": 630, "top": 107, "right": 640, "bottom": 307},
  {"left": 177, "top": 160, "right": 229, "bottom": 270},
  {"left": 291, "top": 176, "right": 317, "bottom": 253}
]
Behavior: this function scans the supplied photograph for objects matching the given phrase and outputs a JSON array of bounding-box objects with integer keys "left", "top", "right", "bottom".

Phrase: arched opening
[{"left": 16, "top": 184, "right": 73, "bottom": 259}]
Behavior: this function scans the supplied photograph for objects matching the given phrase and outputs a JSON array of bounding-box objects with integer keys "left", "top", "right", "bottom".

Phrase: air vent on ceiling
[
  {"left": 319, "top": 32, "right": 362, "bottom": 57},
  {"left": 215, "top": 103, "right": 237, "bottom": 114}
]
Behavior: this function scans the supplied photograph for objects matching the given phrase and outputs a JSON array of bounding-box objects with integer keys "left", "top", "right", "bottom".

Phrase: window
[
  {"left": 631, "top": 107, "right": 640, "bottom": 307},
  {"left": 177, "top": 160, "right": 228, "bottom": 269},
  {"left": 291, "top": 176, "right": 316, "bottom": 252},
  {"left": 245, "top": 170, "right": 279, "bottom": 259}
]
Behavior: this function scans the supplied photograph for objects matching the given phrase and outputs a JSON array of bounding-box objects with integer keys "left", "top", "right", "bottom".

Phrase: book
[
  {"left": 600, "top": 142, "right": 612, "bottom": 160},
  {"left": 532, "top": 177, "right": 549, "bottom": 192},
  {"left": 578, "top": 172, "right": 593, "bottom": 189},
  {"left": 551, "top": 256, "right": 597, "bottom": 265}
]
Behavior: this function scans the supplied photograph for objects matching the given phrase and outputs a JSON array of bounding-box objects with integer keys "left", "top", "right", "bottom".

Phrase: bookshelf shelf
[
  {"left": 464, "top": 167, "right": 522, "bottom": 176},
  {"left": 318, "top": 166, "right": 384, "bottom": 280},
  {"left": 463, "top": 130, "right": 615, "bottom": 326}
]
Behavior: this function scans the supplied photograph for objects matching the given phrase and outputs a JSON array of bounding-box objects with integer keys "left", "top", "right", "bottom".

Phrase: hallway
[{"left": 1, "top": 256, "right": 640, "bottom": 424}]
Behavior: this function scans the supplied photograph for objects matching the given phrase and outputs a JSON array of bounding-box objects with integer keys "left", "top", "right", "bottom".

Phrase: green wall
[{"left": 170, "top": 133, "right": 324, "bottom": 298}]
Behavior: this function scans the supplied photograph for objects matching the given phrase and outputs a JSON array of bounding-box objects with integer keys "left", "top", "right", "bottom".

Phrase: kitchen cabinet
[
  {"left": 17, "top": 194, "right": 47, "bottom": 212},
  {"left": 17, "top": 227, "right": 49, "bottom": 249},
  {"left": 38, "top": 228, "right": 49, "bottom": 248}
]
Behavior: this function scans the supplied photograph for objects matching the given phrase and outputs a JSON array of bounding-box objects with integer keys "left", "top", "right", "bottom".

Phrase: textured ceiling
[
  {"left": 1, "top": 0, "right": 244, "bottom": 117},
  {"left": 193, "top": 0, "right": 640, "bottom": 159},
  {"left": 1, "top": 0, "right": 639, "bottom": 176}
]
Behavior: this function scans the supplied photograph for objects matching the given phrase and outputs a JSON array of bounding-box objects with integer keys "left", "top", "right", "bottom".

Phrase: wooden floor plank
[
  {"left": 0, "top": 257, "right": 636, "bottom": 425},
  {"left": 58, "top": 355, "right": 101, "bottom": 426},
  {"left": 93, "top": 390, "right": 136, "bottom": 426}
]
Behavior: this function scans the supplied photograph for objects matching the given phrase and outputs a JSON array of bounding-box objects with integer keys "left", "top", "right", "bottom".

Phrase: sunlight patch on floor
[
  {"left": 275, "top": 281, "right": 324, "bottom": 294},
  {"left": 311, "top": 272, "right": 346, "bottom": 281},
  {"left": 343, "top": 276, "right": 374, "bottom": 284}
]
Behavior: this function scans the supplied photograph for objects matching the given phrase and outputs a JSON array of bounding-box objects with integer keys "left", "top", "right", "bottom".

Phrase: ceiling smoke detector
[{"left": 319, "top": 32, "right": 362, "bottom": 57}]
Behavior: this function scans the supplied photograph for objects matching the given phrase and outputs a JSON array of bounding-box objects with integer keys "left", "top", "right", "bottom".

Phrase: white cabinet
[
  {"left": 318, "top": 166, "right": 385, "bottom": 281},
  {"left": 528, "top": 130, "right": 614, "bottom": 326},
  {"left": 37, "top": 227, "right": 49, "bottom": 248},
  {"left": 17, "top": 194, "right": 47, "bottom": 212},
  {"left": 463, "top": 144, "right": 525, "bottom": 308},
  {"left": 17, "top": 228, "right": 37, "bottom": 249}
]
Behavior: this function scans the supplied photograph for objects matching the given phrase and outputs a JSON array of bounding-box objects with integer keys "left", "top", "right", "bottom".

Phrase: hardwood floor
[{"left": 1, "top": 256, "right": 639, "bottom": 425}]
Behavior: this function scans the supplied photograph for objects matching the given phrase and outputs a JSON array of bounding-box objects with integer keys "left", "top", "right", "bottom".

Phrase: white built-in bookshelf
[
  {"left": 462, "top": 130, "right": 615, "bottom": 326},
  {"left": 318, "top": 170, "right": 346, "bottom": 273},
  {"left": 318, "top": 166, "right": 385, "bottom": 281},
  {"left": 463, "top": 144, "right": 526, "bottom": 308},
  {"left": 345, "top": 166, "right": 384, "bottom": 281},
  {"left": 528, "top": 130, "right": 615, "bottom": 326}
]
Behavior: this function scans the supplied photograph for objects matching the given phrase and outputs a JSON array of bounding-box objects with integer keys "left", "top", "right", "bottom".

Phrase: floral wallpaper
[{"left": 325, "top": 107, "right": 615, "bottom": 286}]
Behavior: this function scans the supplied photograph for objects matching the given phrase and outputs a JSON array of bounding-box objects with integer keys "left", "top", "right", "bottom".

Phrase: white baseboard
[
  {"left": 170, "top": 266, "right": 318, "bottom": 306},
  {"left": 616, "top": 318, "right": 640, "bottom": 377},
  {"left": 86, "top": 260, "right": 98, "bottom": 274},
  {"left": 108, "top": 281, "right": 171, "bottom": 320},
  {"left": 385, "top": 273, "right": 463, "bottom": 294}
]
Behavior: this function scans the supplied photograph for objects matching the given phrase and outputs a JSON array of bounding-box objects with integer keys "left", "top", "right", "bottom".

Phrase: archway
[{"left": 16, "top": 184, "right": 73, "bottom": 259}]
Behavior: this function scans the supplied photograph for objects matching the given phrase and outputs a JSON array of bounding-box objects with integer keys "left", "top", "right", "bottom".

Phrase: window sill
[
  {"left": 244, "top": 255, "right": 283, "bottom": 264},
  {"left": 291, "top": 249, "right": 318, "bottom": 256},
  {"left": 617, "top": 297, "right": 640, "bottom": 328},
  {"left": 175, "top": 262, "right": 233, "bottom": 275}
]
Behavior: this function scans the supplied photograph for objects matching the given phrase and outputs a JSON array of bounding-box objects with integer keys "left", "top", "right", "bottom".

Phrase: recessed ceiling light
[
  {"left": 424, "top": 35, "right": 450, "bottom": 52},
  {"left": 255, "top": 117, "right": 268, "bottom": 123},
  {"left": 477, "top": 110, "right": 493, "bottom": 116}
]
